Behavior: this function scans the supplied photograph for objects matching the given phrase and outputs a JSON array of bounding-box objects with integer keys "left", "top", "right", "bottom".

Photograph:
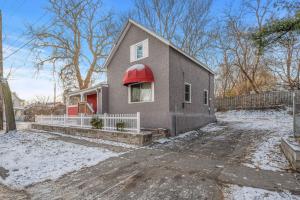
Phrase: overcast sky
[{"left": 0, "top": 0, "right": 236, "bottom": 101}]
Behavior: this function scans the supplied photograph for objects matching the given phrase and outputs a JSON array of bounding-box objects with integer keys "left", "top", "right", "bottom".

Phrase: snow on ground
[
  {"left": 200, "top": 123, "right": 226, "bottom": 133},
  {"left": 155, "top": 131, "right": 199, "bottom": 144},
  {"left": 48, "top": 131, "right": 139, "bottom": 149},
  {"left": 223, "top": 184, "right": 300, "bottom": 200},
  {"left": 217, "top": 109, "right": 292, "bottom": 133},
  {"left": 217, "top": 109, "right": 292, "bottom": 171},
  {"left": 0, "top": 131, "right": 120, "bottom": 189}
]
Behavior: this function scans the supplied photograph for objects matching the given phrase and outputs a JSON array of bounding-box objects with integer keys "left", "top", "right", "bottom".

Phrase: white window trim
[
  {"left": 135, "top": 42, "right": 144, "bottom": 61},
  {"left": 130, "top": 39, "right": 149, "bottom": 62},
  {"left": 204, "top": 89, "right": 208, "bottom": 105},
  {"left": 184, "top": 82, "right": 192, "bottom": 103},
  {"left": 128, "top": 82, "right": 155, "bottom": 104}
]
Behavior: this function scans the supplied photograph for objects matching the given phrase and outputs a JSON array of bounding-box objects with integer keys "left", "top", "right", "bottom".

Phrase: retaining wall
[{"left": 32, "top": 124, "right": 152, "bottom": 146}]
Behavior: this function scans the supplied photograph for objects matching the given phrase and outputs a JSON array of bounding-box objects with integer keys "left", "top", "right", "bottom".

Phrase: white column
[
  {"left": 80, "top": 93, "right": 84, "bottom": 102},
  {"left": 66, "top": 95, "right": 69, "bottom": 117},
  {"left": 96, "top": 89, "right": 99, "bottom": 114}
]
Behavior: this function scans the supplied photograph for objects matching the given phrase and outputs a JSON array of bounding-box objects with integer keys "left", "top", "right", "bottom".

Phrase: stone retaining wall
[
  {"left": 281, "top": 137, "right": 300, "bottom": 171},
  {"left": 32, "top": 124, "right": 152, "bottom": 146}
]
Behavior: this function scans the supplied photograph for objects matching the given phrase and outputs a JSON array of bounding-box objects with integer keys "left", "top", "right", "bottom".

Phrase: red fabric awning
[{"left": 123, "top": 64, "right": 154, "bottom": 86}]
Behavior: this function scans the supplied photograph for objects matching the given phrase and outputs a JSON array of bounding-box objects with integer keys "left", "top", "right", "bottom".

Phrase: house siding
[
  {"left": 107, "top": 24, "right": 171, "bottom": 130},
  {"left": 169, "top": 47, "right": 216, "bottom": 134}
]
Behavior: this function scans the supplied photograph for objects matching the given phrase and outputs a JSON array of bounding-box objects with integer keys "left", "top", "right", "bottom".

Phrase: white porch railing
[{"left": 35, "top": 112, "right": 141, "bottom": 133}]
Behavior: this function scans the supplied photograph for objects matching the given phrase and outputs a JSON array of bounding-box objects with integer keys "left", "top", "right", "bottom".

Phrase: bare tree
[
  {"left": 215, "top": 0, "right": 277, "bottom": 95},
  {"left": 130, "top": 0, "right": 213, "bottom": 61},
  {"left": 29, "top": 0, "right": 117, "bottom": 90},
  {"left": 268, "top": 32, "right": 300, "bottom": 89}
]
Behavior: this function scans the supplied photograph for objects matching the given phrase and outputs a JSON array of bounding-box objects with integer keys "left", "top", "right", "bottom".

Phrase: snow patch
[
  {"left": 126, "top": 64, "right": 145, "bottom": 72},
  {"left": 0, "top": 131, "right": 120, "bottom": 189},
  {"left": 217, "top": 110, "right": 292, "bottom": 133},
  {"left": 217, "top": 109, "right": 292, "bottom": 171},
  {"left": 200, "top": 123, "right": 226, "bottom": 132},
  {"left": 223, "top": 184, "right": 300, "bottom": 200},
  {"left": 49, "top": 131, "right": 138, "bottom": 149},
  {"left": 155, "top": 131, "right": 198, "bottom": 144}
]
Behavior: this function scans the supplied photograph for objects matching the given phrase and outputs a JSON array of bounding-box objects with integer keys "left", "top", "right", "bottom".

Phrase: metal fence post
[{"left": 137, "top": 112, "right": 140, "bottom": 133}]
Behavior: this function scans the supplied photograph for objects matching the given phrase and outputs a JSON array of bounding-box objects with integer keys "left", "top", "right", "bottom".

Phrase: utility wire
[
  {"left": 3, "top": 1, "right": 85, "bottom": 61},
  {"left": 5, "top": 10, "right": 49, "bottom": 53}
]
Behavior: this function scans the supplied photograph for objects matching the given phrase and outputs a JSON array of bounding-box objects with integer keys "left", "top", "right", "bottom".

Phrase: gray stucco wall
[
  {"left": 98, "top": 86, "right": 109, "bottom": 114},
  {"left": 107, "top": 24, "right": 171, "bottom": 129},
  {"left": 169, "top": 47, "right": 216, "bottom": 134}
]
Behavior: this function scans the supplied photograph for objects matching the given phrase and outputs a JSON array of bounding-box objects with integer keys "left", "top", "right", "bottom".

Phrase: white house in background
[{"left": 11, "top": 92, "right": 25, "bottom": 121}]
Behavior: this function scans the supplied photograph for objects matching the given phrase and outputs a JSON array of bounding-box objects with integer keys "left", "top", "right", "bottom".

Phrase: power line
[
  {"left": 4, "top": 38, "right": 35, "bottom": 60},
  {"left": 3, "top": 1, "right": 85, "bottom": 61},
  {"left": 5, "top": 10, "right": 49, "bottom": 53}
]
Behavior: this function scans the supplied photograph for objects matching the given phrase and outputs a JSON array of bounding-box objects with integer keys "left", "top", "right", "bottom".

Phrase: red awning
[{"left": 123, "top": 64, "right": 154, "bottom": 86}]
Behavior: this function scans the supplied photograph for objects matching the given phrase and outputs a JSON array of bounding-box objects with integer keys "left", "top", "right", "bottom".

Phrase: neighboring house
[
  {"left": 66, "top": 19, "right": 216, "bottom": 135},
  {"left": 11, "top": 92, "right": 25, "bottom": 121}
]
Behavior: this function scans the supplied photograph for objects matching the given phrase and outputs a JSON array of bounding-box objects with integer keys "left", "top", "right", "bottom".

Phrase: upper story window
[
  {"left": 204, "top": 90, "right": 208, "bottom": 105},
  {"left": 128, "top": 82, "right": 154, "bottom": 103},
  {"left": 184, "top": 83, "right": 191, "bottom": 103},
  {"left": 130, "top": 39, "right": 149, "bottom": 62},
  {"left": 136, "top": 43, "right": 143, "bottom": 59}
]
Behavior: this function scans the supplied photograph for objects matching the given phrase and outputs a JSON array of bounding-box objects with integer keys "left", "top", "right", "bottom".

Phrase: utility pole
[{"left": 0, "top": 10, "right": 4, "bottom": 130}]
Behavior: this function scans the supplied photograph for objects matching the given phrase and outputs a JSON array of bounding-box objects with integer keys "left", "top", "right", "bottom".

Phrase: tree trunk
[
  {"left": 1, "top": 81, "right": 16, "bottom": 132},
  {"left": 0, "top": 87, "right": 3, "bottom": 130}
]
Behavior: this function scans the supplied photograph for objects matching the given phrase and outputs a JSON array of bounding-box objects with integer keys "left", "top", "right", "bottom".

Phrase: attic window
[
  {"left": 136, "top": 43, "right": 143, "bottom": 59},
  {"left": 130, "top": 39, "right": 149, "bottom": 62}
]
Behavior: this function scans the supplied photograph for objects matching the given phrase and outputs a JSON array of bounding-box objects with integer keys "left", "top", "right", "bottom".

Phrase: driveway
[{"left": 1, "top": 110, "right": 300, "bottom": 199}]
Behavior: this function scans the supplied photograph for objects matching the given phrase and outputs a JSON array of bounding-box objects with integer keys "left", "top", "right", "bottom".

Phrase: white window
[
  {"left": 130, "top": 39, "right": 149, "bottom": 62},
  {"left": 128, "top": 82, "right": 154, "bottom": 103},
  {"left": 204, "top": 90, "right": 208, "bottom": 105},
  {"left": 184, "top": 83, "right": 191, "bottom": 103},
  {"left": 136, "top": 43, "right": 143, "bottom": 59}
]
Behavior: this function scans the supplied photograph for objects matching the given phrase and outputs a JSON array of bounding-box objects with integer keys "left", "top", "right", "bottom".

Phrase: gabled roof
[{"left": 103, "top": 19, "right": 215, "bottom": 75}]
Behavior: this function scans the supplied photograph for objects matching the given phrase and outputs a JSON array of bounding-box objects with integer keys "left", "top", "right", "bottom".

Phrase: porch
[{"left": 66, "top": 84, "right": 108, "bottom": 116}]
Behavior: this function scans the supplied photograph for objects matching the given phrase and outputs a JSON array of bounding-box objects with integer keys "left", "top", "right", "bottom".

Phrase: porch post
[
  {"left": 96, "top": 89, "right": 99, "bottom": 114},
  {"left": 80, "top": 93, "right": 84, "bottom": 102},
  {"left": 65, "top": 94, "right": 69, "bottom": 117}
]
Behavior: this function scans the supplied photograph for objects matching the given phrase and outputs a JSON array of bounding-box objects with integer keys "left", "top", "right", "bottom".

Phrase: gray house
[{"left": 67, "top": 19, "right": 216, "bottom": 135}]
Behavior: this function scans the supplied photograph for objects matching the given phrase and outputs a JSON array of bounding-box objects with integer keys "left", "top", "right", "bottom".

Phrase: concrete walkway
[{"left": 2, "top": 124, "right": 300, "bottom": 199}]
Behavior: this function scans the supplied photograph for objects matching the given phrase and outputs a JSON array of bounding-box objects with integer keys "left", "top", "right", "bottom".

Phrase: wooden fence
[{"left": 216, "top": 91, "right": 300, "bottom": 111}]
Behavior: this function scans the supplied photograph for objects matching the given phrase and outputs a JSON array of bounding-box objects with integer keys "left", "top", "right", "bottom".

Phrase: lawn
[{"left": 0, "top": 131, "right": 120, "bottom": 189}]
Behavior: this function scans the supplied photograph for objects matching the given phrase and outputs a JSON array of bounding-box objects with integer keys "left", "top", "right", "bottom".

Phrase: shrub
[
  {"left": 90, "top": 117, "right": 103, "bottom": 129},
  {"left": 116, "top": 121, "right": 125, "bottom": 131}
]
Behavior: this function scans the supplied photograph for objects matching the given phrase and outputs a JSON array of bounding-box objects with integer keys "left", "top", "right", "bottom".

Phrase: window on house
[
  {"left": 130, "top": 39, "right": 149, "bottom": 62},
  {"left": 136, "top": 44, "right": 143, "bottom": 59},
  {"left": 184, "top": 83, "right": 191, "bottom": 103},
  {"left": 204, "top": 90, "right": 208, "bottom": 105},
  {"left": 129, "top": 82, "right": 153, "bottom": 103}
]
